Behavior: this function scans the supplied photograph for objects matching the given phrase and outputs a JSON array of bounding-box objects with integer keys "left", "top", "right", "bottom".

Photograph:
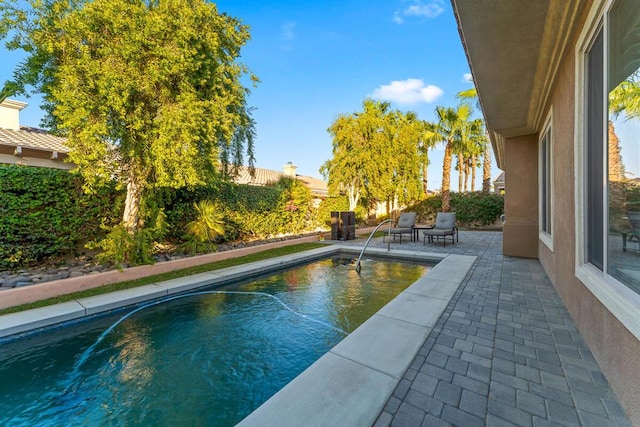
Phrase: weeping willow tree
[
  {"left": 0, "top": 0, "right": 257, "bottom": 232},
  {"left": 322, "top": 99, "right": 425, "bottom": 215}
]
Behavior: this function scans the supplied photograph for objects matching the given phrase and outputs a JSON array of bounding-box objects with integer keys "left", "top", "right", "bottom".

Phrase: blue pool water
[{"left": 0, "top": 256, "right": 428, "bottom": 426}]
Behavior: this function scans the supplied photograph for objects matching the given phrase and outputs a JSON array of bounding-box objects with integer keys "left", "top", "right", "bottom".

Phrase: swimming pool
[{"left": 0, "top": 253, "right": 430, "bottom": 426}]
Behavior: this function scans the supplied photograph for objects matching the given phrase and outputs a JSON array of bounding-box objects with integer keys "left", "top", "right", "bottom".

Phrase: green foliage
[
  {"left": 180, "top": 200, "right": 225, "bottom": 255},
  {"left": 406, "top": 192, "right": 504, "bottom": 227},
  {"left": 187, "top": 200, "right": 225, "bottom": 243},
  {"left": 313, "top": 195, "right": 367, "bottom": 227},
  {"left": 322, "top": 99, "right": 426, "bottom": 213},
  {"left": 0, "top": 165, "right": 120, "bottom": 269},
  {"left": 0, "top": 166, "right": 321, "bottom": 268},
  {"left": 1, "top": 0, "right": 257, "bottom": 231}
]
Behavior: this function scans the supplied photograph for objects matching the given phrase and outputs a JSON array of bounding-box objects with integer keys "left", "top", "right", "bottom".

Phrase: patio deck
[{"left": 340, "top": 230, "right": 632, "bottom": 426}]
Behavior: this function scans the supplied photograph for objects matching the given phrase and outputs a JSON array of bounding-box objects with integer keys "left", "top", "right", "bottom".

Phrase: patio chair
[
  {"left": 423, "top": 212, "right": 457, "bottom": 247},
  {"left": 383, "top": 212, "right": 417, "bottom": 244}
]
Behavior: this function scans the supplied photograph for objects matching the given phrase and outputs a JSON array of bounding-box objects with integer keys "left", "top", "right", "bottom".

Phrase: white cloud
[
  {"left": 281, "top": 21, "right": 296, "bottom": 41},
  {"left": 371, "top": 78, "right": 444, "bottom": 105},
  {"left": 463, "top": 73, "right": 473, "bottom": 83},
  {"left": 394, "top": 1, "right": 445, "bottom": 24}
]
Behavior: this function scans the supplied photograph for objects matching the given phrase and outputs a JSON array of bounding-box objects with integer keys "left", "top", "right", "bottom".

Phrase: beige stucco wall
[
  {"left": 535, "top": 8, "right": 640, "bottom": 424},
  {"left": 503, "top": 134, "right": 538, "bottom": 258}
]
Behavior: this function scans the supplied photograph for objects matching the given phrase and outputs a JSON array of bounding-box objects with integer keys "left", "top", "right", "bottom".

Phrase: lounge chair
[
  {"left": 383, "top": 212, "right": 417, "bottom": 244},
  {"left": 423, "top": 212, "right": 457, "bottom": 247}
]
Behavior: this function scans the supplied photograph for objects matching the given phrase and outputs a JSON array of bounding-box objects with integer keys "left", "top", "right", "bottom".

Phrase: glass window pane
[
  {"left": 607, "top": 0, "right": 640, "bottom": 294},
  {"left": 587, "top": 29, "right": 604, "bottom": 270},
  {"left": 541, "top": 129, "right": 552, "bottom": 235}
]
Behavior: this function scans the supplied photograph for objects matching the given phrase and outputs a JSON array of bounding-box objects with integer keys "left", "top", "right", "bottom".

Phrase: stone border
[{"left": 0, "top": 234, "right": 328, "bottom": 311}]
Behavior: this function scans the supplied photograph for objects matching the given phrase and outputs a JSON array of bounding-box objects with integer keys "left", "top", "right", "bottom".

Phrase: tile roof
[
  {"left": 234, "top": 166, "right": 328, "bottom": 196},
  {"left": 0, "top": 127, "right": 329, "bottom": 196},
  {"left": 0, "top": 126, "right": 69, "bottom": 154}
]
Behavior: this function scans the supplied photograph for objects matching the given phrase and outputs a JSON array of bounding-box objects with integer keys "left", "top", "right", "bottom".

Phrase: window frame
[
  {"left": 539, "top": 111, "right": 554, "bottom": 250},
  {"left": 574, "top": 0, "right": 640, "bottom": 340}
]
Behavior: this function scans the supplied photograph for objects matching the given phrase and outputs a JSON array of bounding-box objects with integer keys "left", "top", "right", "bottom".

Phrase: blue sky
[{"left": 0, "top": 0, "right": 502, "bottom": 190}]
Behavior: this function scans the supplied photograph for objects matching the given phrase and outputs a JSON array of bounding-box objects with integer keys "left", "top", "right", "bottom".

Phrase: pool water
[{"left": 0, "top": 256, "right": 428, "bottom": 426}]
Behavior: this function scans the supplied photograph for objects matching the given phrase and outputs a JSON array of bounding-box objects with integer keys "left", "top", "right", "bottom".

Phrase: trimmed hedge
[
  {"left": 0, "top": 165, "right": 120, "bottom": 268},
  {"left": 1, "top": 166, "right": 320, "bottom": 268},
  {"left": 406, "top": 192, "right": 504, "bottom": 227}
]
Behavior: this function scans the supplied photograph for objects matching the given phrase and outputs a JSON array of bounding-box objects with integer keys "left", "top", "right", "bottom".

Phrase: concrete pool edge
[
  {"left": 237, "top": 252, "right": 476, "bottom": 427},
  {"left": 0, "top": 245, "right": 446, "bottom": 340}
]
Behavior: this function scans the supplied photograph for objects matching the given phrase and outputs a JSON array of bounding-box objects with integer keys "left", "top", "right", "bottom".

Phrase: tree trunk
[
  {"left": 464, "top": 160, "right": 470, "bottom": 192},
  {"left": 458, "top": 153, "right": 464, "bottom": 193},
  {"left": 482, "top": 142, "right": 491, "bottom": 193},
  {"left": 471, "top": 154, "right": 477, "bottom": 191},
  {"left": 422, "top": 156, "right": 429, "bottom": 195},
  {"left": 123, "top": 172, "right": 144, "bottom": 233},
  {"left": 441, "top": 141, "right": 453, "bottom": 212},
  {"left": 347, "top": 185, "right": 360, "bottom": 211}
]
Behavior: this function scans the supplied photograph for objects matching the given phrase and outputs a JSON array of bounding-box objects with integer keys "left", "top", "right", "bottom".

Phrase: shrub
[
  {"left": 406, "top": 192, "right": 504, "bottom": 227},
  {"left": 313, "top": 195, "right": 368, "bottom": 228},
  {"left": 0, "top": 165, "right": 120, "bottom": 268},
  {"left": 180, "top": 200, "right": 225, "bottom": 254}
]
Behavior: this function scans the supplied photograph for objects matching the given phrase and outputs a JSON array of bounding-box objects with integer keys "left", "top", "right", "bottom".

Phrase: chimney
[
  {"left": 283, "top": 162, "right": 297, "bottom": 177},
  {"left": 0, "top": 99, "right": 27, "bottom": 130}
]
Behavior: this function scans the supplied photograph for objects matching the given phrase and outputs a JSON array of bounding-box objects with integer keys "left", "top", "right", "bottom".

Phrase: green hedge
[
  {"left": 1, "top": 166, "right": 320, "bottom": 268},
  {"left": 0, "top": 165, "right": 120, "bottom": 268},
  {"left": 154, "top": 177, "right": 316, "bottom": 242},
  {"left": 406, "top": 192, "right": 504, "bottom": 227}
]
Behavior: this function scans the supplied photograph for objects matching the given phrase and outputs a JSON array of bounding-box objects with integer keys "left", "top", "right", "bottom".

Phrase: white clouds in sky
[
  {"left": 393, "top": 1, "right": 445, "bottom": 24},
  {"left": 280, "top": 21, "right": 297, "bottom": 50},
  {"left": 281, "top": 21, "right": 296, "bottom": 41},
  {"left": 463, "top": 73, "right": 473, "bottom": 83},
  {"left": 372, "top": 78, "right": 444, "bottom": 105}
]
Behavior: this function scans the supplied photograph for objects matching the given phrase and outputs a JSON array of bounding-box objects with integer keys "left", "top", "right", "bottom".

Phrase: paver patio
[{"left": 339, "top": 230, "right": 632, "bottom": 426}]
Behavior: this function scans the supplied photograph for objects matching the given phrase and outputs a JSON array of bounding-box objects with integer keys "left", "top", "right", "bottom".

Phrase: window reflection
[{"left": 607, "top": 0, "right": 640, "bottom": 294}]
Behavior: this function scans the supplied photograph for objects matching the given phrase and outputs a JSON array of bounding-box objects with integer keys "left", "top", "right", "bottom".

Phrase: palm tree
[
  {"left": 433, "top": 104, "right": 472, "bottom": 211},
  {"left": 456, "top": 87, "right": 493, "bottom": 192}
]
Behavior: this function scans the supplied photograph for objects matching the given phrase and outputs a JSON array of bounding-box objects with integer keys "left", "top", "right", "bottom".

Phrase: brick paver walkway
[{"left": 341, "top": 231, "right": 632, "bottom": 426}]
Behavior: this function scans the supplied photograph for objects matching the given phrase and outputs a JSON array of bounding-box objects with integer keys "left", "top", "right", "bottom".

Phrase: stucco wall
[
  {"left": 503, "top": 134, "right": 538, "bottom": 258},
  {"left": 536, "top": 8, "right": 640, "bottom": 424}
]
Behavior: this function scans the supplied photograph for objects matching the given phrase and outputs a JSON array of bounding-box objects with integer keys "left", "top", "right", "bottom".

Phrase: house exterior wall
[
  {"left": 503, "top": 134, "right": 538, "bottom": 258},
  {"left": 535, "top": 4, "right": 640, "bottom": 423}
]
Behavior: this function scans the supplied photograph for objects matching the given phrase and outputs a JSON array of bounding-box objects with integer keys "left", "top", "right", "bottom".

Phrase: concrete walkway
[{"left": 340, "top": 231, "right": 632, "bottom": 426}]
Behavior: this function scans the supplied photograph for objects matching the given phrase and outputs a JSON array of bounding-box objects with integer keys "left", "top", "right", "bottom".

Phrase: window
[
  {"left": 606, "top": 0, "right": 640, "bottom": 294},
  {"left": 580, "top": 0, "right": 640, "bottom": 298},
  {"left": 540, "top": 117, "right": 553, "bottom": 248}
]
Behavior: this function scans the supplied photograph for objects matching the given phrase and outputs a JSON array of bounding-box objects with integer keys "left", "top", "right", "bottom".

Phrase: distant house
[
  {"left": 493, "top": 172, "right": 505, "bottom": 194},
  {"left": 234, "top": 162, "right": 328, "bottom": 204},
  {"left": 0, "top": 99, "right": 71, "bottom": 170},
  {"left": 0, "top": 100, "right": 328, "bottom": 201}
]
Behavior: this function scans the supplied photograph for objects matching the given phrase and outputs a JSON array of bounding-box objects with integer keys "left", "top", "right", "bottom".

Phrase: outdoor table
[{"left": 413, "top": 224, "right": 434, "bottom": 242}]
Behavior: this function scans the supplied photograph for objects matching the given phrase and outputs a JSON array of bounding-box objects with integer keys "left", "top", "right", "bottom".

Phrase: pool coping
[{"left": 0, "top": 245, "right": 476, "bottom": 427}]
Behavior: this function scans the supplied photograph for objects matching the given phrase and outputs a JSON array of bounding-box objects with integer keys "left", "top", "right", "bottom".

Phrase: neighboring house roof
[
  {"left": 234, "top": 165, "right": 328, "bottom": 197},
  {"left": 0, "top": 126, "right": 69, "bottom": 153},
  {"left": 0, "top": 126, "right": 72, "bottom": 169},
  {"left": 0, "top": 101, "right": 328, "bottom": 195},
  {"left": 0, "top": 99, "right": 72, "bottom": 169},
  {"left": 493, "top": 171, "right": 505, "bottom": 193}
]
